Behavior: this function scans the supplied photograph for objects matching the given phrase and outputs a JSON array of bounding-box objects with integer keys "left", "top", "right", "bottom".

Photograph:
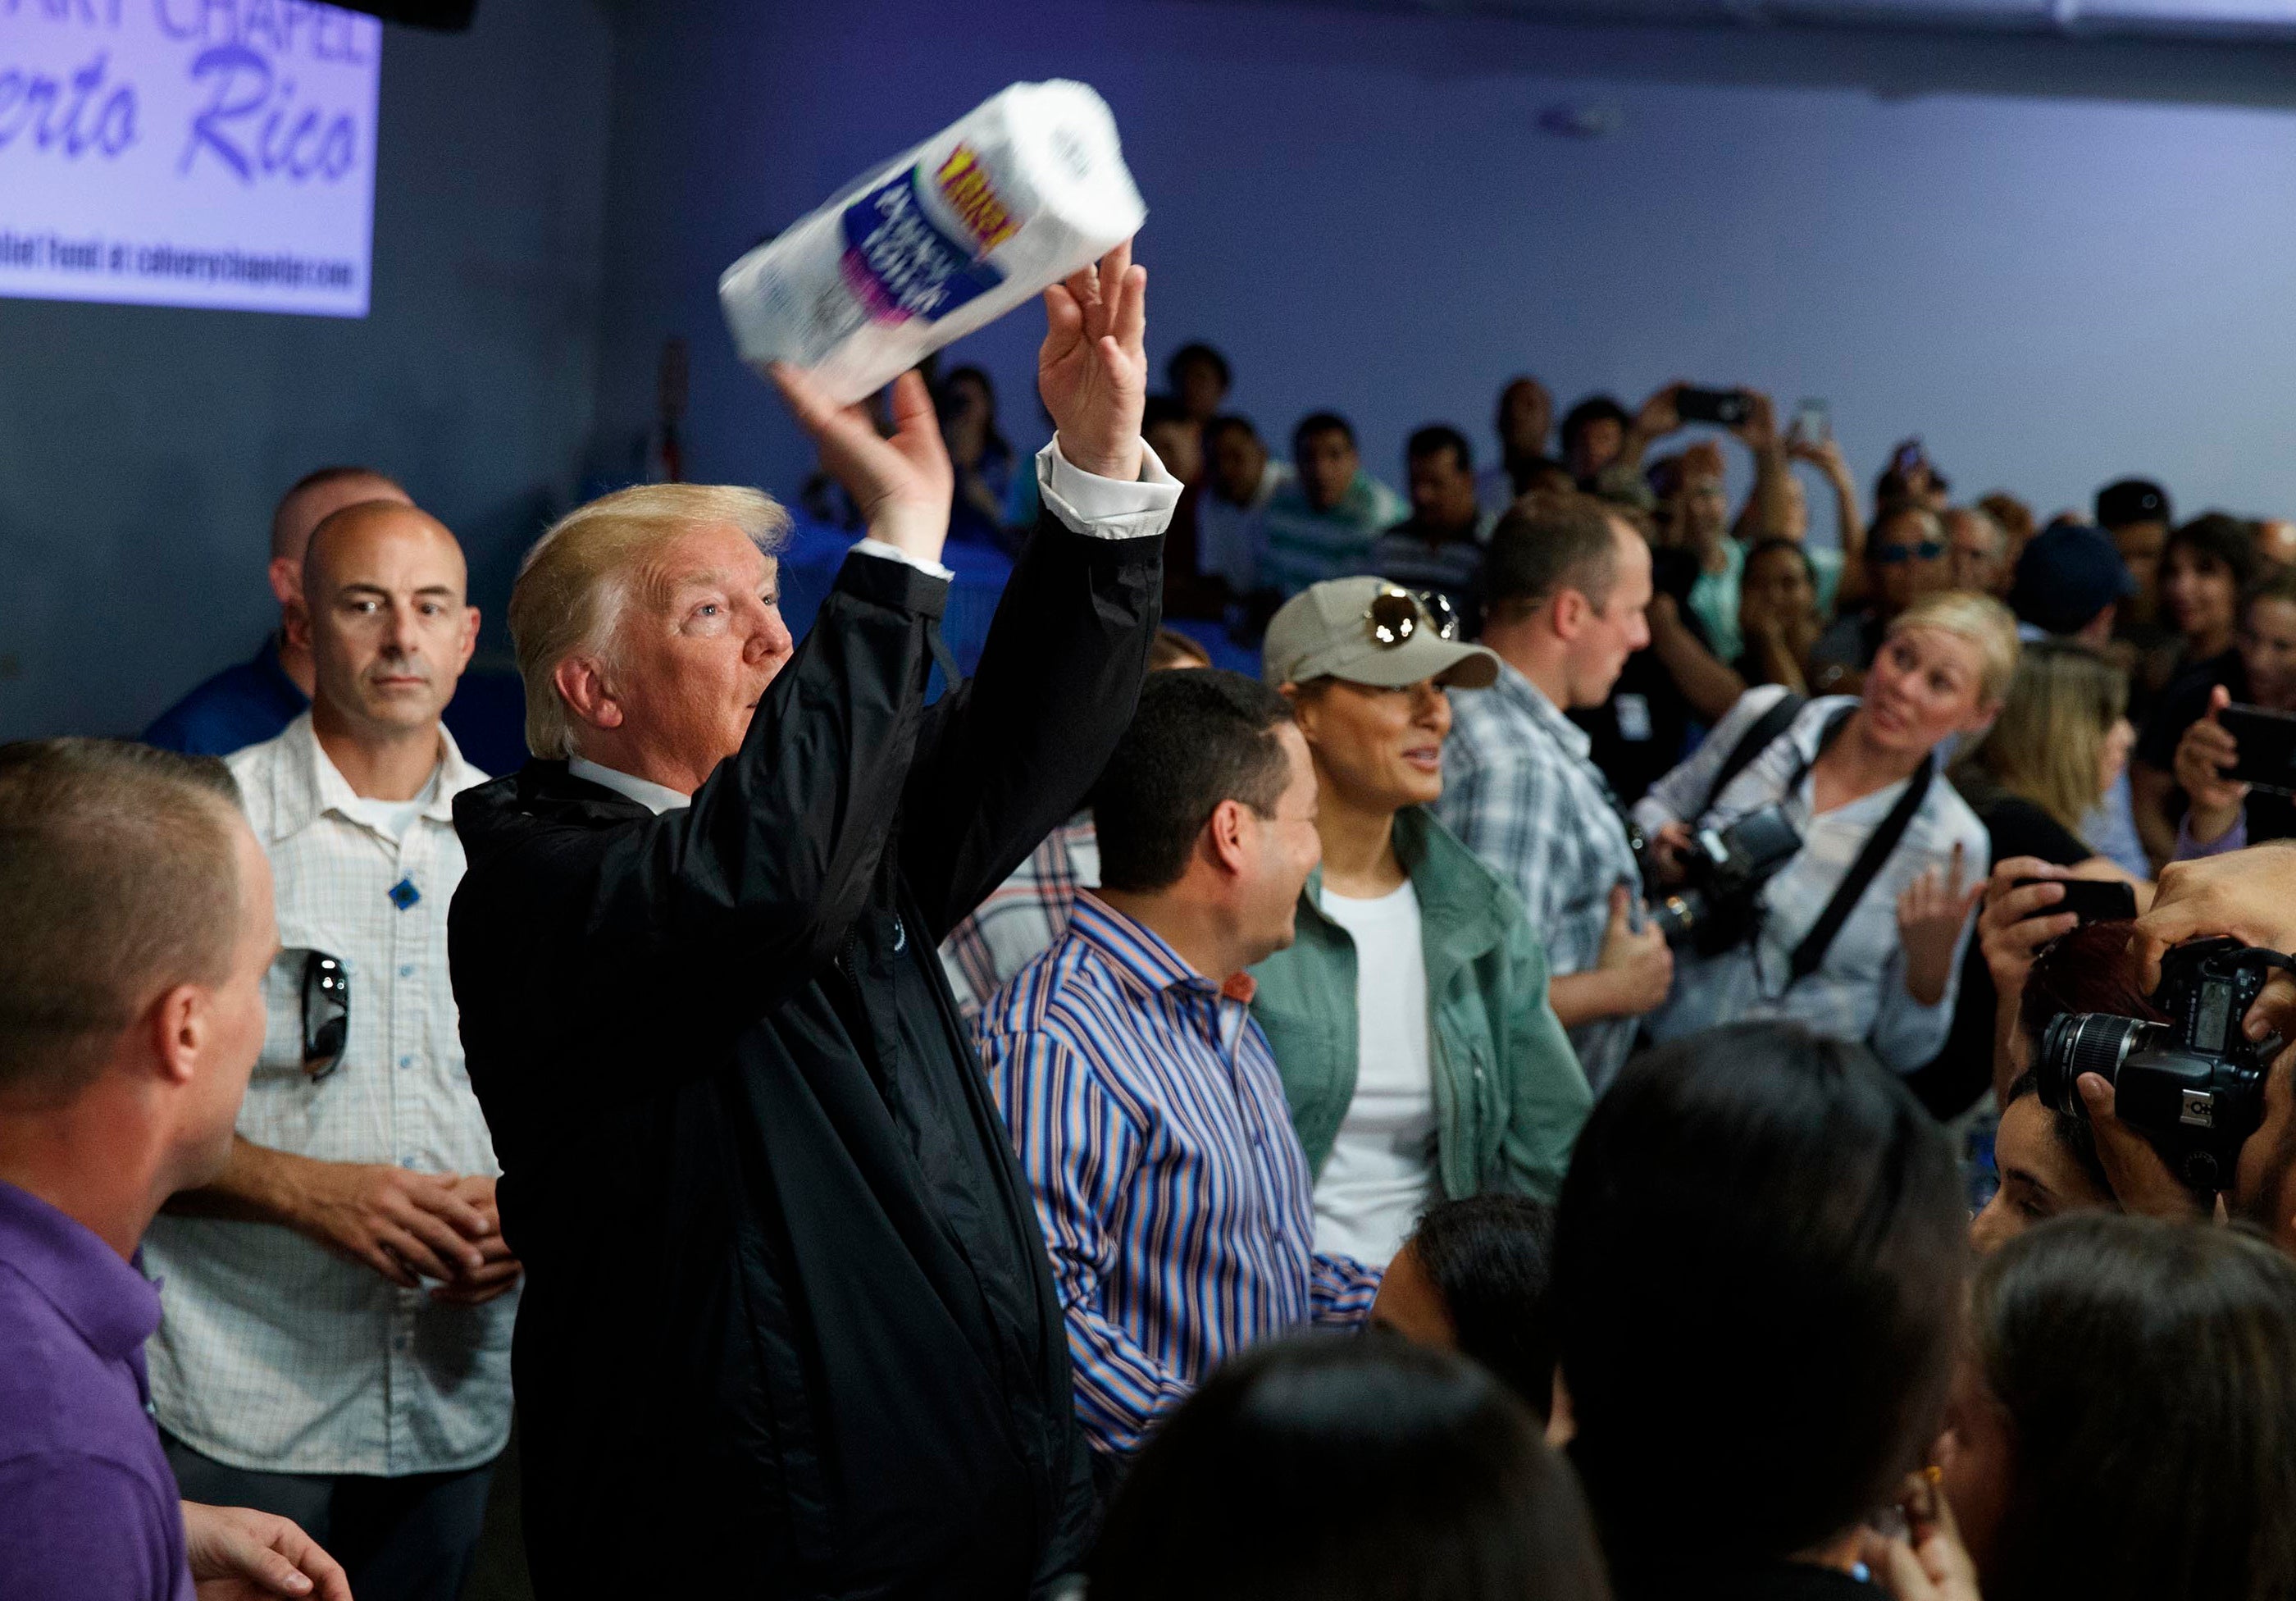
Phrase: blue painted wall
[
  {"left": 10, "top": 0, "right": 2296, "bottom": 738},
  {"left": 588, "top": 0, "right": 2296, "bottom": 554}
]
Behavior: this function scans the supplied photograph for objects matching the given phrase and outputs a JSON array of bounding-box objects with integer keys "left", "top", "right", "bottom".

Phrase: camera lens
[{"left": 2037, "top": 1012, "right": 2164, "bottom": 1113}]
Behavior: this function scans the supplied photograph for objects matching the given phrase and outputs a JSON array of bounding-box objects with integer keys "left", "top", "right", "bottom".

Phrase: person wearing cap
[
  {"left": 974, "top": 671, "right": 1380, "bottom": 1469},
  {"left": 1433, "top": 493, "right": 1671, "bottom": 1097},
  {"left": 1246, "top": 580, "right": 1591, "bottom": 1269}
]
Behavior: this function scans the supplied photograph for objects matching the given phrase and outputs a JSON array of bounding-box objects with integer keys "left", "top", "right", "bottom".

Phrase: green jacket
[{"left": 1248, "top": 806, "right": 1592, "bottom": 1204}]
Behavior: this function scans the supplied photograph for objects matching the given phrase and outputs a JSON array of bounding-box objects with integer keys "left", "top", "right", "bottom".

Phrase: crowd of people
[{"left": 8, "top": 236, "right": 2296, "bottom": 1601}]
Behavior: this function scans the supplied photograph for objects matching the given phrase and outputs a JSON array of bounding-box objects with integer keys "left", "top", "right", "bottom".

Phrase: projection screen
[{"left": 0, "top": 2, "right": 382, "bottom": 318}]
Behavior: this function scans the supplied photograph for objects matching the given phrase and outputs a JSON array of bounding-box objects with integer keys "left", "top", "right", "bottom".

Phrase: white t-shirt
[
  {"left": 1311, "top": 879, "right": 1437, "bottom": 1266},
  {"left": 335, "top": 769, "right": 439, "bottom": 843}
]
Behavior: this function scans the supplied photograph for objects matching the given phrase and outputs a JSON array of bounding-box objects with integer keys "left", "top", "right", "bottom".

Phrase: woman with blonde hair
[
  {"left": 1907, "top": 642, "right": 2148, "bottom": 1116},
  {"left": 1633, "top": 591, "right": 2016, "bottom": 1074},
  {"left": 1952, "top": 641, "right": 2136, "bottom": 863}
]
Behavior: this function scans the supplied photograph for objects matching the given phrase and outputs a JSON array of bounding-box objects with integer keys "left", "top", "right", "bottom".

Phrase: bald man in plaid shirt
[{"left": 144, "top": 503, "right": 517, "bottom": 1601}]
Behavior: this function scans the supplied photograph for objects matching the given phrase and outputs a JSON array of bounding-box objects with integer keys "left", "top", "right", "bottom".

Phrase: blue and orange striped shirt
[{"left": 976, "top": 892, "right": 1381, "bottom": 1457}]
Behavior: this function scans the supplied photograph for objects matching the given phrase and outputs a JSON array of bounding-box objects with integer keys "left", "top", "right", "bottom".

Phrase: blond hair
[
  {"left": 1885, "top": 591, "right": 2021, "bottom": 708},
  {"left": 509, "top": 483, "right": 791, "bottom": 759},
  {"left": 1952, "top": 642, "right": 2127, "bottom": 835}
]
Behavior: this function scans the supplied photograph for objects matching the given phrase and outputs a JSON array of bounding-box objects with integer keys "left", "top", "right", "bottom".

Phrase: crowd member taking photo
[
  {"left": 1909, "top": 640, "right": 2144, "bottom": 1116},
  {"left": 1633, "top": 592, "right": 2013, "bottom": 1074},
  {"left": 1250, "top": 580, "right": 1591, "bottom": 1269},
  {"left": 2160, "top": 566, "right": 2296, "bottom": 858}
]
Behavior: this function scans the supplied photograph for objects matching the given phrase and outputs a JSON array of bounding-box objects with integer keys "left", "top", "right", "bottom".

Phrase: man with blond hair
[{"left": 449, "top": 244, "right": 1175, "bottom": 1599}]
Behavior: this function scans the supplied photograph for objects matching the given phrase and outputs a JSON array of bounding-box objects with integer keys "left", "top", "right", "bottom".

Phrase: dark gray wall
[{"left": 0, "top": 0, "right": 616, "bottom": 740}]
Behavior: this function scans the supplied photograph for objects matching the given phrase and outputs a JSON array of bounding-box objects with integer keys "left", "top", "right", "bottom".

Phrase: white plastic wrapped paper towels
[{"left": 719, "top": 80, "right": 1148, "bottom": 405}]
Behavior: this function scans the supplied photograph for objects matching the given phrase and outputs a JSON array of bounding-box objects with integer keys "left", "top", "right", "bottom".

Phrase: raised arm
[
  {"left": 901, "top": 243, "right": 1174, "bottom": 937},
  {"left": 1729, "top": 390, "right": 1797, "bottom": 543}
]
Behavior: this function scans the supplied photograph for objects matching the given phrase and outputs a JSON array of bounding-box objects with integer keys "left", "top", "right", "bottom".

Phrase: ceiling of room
[{"left": 1296, "top": 0, "right": 2296, "bottom": 41}]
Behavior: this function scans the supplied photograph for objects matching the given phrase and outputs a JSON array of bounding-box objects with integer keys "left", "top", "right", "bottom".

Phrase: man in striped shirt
[{"left": 977, "top": 672, "right": 1381, "bottom": 1466}]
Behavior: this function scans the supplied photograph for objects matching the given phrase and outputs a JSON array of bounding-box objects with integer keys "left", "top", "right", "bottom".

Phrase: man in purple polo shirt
[{"left": 0, "top": 740, "right": 350, "bottom": 1601}]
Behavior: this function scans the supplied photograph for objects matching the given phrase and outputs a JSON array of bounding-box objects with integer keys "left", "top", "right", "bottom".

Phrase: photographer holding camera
[
  {"left": 1630, "top": 593, "right": 2015, "bottom": 1072},
  {"left": 2007, "top": 841, "right": 2296, "bottom": 1251}
]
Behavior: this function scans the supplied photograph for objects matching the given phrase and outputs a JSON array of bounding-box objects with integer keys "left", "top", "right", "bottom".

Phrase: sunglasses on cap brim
[{"left": 1364, "top": 586, "right": 1461, "bottom": 646}]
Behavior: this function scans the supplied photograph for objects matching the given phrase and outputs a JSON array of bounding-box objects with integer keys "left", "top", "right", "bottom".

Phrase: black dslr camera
[
  {"left": 1647, "top": 806, "right": 1803, "bottom": 956},
  {"left": 2038, "top": 937, "right": 2296, "bottom": 1194}
]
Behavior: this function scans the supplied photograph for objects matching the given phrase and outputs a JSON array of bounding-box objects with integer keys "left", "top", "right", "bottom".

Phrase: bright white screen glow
[{"left": 0, "top": 1, "right": 381, "bottom": 319}]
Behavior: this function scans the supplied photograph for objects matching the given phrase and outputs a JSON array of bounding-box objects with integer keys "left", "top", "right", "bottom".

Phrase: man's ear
[
  {"left": 553, "top": 655, "right": 624, "bottom": 732},
  {"left": 281, "top": 593, "right": 314, "bottom": 655},
  {"left": 145, "top": 983, "right": 207, "bottom": 1090},
  {"left": 1551, "top": 588, "right": 1588, "bottom": 642},
  {"left": 266, "top": 555, "right": 301, "bottom": 611},
  {"left": 456, "top": 605, "right": 481, "bottom": 674},
  {"left": 1202, "top": 797, "right": 1252, "bottom": 878}
]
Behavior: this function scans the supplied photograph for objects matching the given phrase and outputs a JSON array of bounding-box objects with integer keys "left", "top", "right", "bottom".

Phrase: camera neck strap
[{"left": 1782, "top": 707, "right": 1935, "bottom": 987}]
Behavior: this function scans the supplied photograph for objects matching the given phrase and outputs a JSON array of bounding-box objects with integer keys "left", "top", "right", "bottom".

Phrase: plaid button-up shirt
[
  {"left": 143, "top": 714, "right": 513, "bottom": 1476},
  {"left": 939, "top": 814, "right": 1100, "bottom": 1019},
  {"left": 976, "top": 893, "right": 1379, "bottom": 1458},
  {"left": 1434, "top": 662, "right": 1647, "bottom": 1093}
]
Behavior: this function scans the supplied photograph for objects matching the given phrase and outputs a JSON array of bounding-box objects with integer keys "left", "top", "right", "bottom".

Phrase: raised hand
[
  {"left": 1729, "top": 388, "right": 1781, "bottom": 454},
  {"left": 2173, "top": 685, "right": 2248, "bottom": 846},
  {"left": 1630, "top": 381, "right": 1684, "bottom": 446},
  {"left": 1039, "top": 239, "right": 1148, "bottom": 481},
  {"left": 1897, "top": 842, "right": 1983, "bottom": 1006},
  {"left": 1976, "top": 859, "right": 2078, "bottom": 1006},
  {"left": 771, "top": 364, "right": 952, "bottom": 563},
  {"left": 1788, "top": 433, "right": 1851, "bottom": 479}
]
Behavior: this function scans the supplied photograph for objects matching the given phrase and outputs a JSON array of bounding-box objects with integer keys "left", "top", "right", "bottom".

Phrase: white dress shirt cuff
[
  {"left": 848, "top": 538, "right": 954, "bottom": 581},
  {"left": 1036, "top": 436, "right": 1181, "bottom": 540}
]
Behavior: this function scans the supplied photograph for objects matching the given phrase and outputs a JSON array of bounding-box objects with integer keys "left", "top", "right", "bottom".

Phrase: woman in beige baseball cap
[{"left": 1248, "top": 579, "right": 1592, "bottom": 1271}]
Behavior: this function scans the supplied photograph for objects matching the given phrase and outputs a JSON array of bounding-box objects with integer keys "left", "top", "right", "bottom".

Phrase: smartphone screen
[
  {"left": 2011, "top": 878, "right": 2137, "bottom": 925},
  {"left": 1676, "top": 387, "right": 1750, "bottom": 427},
  {"left": 1791, "top": 399, "right": 1829, "bottom": 444},
  {"left": 2220, "top": 704, "right": 2296, "bottom": 795}
]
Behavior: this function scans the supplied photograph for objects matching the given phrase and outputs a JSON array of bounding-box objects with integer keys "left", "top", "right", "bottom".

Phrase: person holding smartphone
[
  {"left": 1906, "top": 642, "right": 2148, "bottom": 1116},
  {"left": 2166, "top": 566, "right": 2296, "bottom": 858}
]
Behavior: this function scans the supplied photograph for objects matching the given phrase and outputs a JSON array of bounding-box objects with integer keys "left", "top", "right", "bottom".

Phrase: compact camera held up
[
  {"left": 2039, "top": 937, "right": 2296, "bottom": 1194},
  {"left": 1646, "top": 806, "right": 1803, "bottom": 956}
]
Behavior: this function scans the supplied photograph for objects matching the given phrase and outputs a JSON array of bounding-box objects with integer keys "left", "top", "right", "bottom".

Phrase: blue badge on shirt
[{"left": 388, "top": 877, "right": 421, "bottom": 911}]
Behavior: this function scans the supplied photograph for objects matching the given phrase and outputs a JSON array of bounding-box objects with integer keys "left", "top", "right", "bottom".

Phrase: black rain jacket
[{"left": 448, "top": 513, "right": 1161, "bottom": 1599}]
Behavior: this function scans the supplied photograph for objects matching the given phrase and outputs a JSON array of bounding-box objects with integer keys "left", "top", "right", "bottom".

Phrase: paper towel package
[{"left": 719, "top": 80, "right": 1147, "bottom": 404}]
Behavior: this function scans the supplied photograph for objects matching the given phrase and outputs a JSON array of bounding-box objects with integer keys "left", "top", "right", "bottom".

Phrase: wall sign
[{"left": 0, "top": 0, "right": 381, "bottom": 317}]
